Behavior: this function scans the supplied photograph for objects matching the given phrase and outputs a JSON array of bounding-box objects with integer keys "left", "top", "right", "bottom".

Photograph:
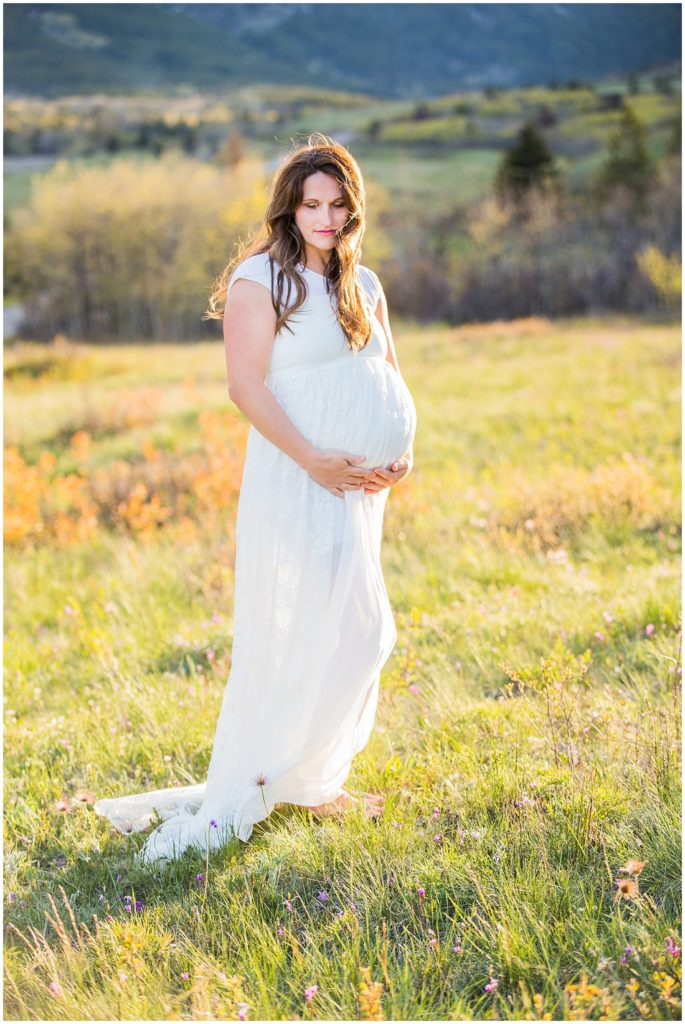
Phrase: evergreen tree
[
  {"left": 495, "top": 120, "right": 558, "bottom": 205},
  {"left": 667, "top": 113, "right": 681, "bottom": 157},
  {"left": 594, "top": 104, "right": 654, "bottom": 212}
]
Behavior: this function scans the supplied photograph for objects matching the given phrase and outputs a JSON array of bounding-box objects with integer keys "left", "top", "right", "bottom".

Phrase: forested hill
[{"left": 4, "top": 2, "right": 681, "bottom": 99}]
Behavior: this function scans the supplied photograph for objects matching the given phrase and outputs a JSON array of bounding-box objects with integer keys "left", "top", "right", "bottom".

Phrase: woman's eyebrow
[{"left": 302, "top": 197, "right": 345, "bottom": 201}]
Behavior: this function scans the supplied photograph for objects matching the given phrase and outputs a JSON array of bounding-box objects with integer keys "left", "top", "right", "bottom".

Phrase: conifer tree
[
  {"left": 494, "top": 120, "right": 558, "bottom": 206},
  {"left": 594, "top": 104, "right": 654, "bottom": 213}
]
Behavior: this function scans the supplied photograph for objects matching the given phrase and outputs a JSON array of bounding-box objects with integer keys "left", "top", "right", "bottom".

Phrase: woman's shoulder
[{"left": 227, "top": 251, "right": 278, "bottom": 293}]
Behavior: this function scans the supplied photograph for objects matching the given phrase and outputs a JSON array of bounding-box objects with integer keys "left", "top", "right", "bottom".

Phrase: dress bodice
[{"left": 226, "top": 252, "right": 388, "bottom": 379}]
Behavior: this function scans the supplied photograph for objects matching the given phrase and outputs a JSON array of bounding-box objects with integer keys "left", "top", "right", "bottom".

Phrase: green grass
[{"left": 3, "top": 316, "right": 682, "bottom": 1019}]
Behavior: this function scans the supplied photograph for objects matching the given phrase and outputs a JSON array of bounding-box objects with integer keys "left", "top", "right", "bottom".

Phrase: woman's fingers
[{"left": 363, "top": 460, "right": 409, "bottom": 493}]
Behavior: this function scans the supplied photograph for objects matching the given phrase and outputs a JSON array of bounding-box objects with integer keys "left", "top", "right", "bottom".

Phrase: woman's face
[{"left": 294, "top": 171, "right": 351, "bottom": 263}]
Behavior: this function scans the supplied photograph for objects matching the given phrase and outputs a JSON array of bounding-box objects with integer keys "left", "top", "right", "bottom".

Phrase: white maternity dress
[{"left": 94, "top": 253, "right": 417, "bottom": 865}]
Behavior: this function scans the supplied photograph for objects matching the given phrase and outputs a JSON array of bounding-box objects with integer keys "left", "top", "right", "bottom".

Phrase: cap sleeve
[
  {"left": 358, "top": 265, "right": 382, "bottom": 311},
  {"left": 227, "top": 253, "right": 275, "bottom": 296}
]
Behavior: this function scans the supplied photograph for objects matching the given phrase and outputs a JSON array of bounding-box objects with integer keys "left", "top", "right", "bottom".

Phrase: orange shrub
[
  {"left": 4, "top": 446, "right": 98, "bottom": 547},
  {"left": 4, "top": 408, "right": 249, "bottom": 548}
]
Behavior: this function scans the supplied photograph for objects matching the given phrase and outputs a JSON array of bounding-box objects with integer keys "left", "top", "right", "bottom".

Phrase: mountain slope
[{"left": 3, "top": 2, "right": 681, "bottom": 99}]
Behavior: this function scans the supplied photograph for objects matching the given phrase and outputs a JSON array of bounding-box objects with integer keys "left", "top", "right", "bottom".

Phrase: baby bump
[{"left": 268, "top": 356, "right": 417, "bottom": 470}]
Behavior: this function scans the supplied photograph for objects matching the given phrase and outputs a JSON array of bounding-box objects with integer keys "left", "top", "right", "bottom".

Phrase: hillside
[{"left": 3, "top": 2, "right": 682, "bottom": 99}]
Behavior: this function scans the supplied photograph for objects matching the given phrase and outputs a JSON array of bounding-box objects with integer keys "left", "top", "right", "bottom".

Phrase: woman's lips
[{"left": 317, "top": 230, "right": 335, "bottom": 234}]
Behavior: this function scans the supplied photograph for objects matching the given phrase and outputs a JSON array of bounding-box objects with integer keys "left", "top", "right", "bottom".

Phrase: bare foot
[{"left": 308, "top": 789, "right": 384, "bottom": 819}]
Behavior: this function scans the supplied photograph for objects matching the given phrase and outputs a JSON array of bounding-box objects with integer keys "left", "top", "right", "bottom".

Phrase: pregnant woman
[{"left": 94, "top": 135, "right": 417, "bottom": 865}]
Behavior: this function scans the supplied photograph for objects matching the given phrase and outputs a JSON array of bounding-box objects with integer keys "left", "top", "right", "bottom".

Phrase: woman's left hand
[{"left": 363, "top": 449, "right": 413, "bottom": 493}]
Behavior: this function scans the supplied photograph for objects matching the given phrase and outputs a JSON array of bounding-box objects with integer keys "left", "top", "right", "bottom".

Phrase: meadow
[{"left": 3, "top": 315, "right": 682, "bottom": 1020}]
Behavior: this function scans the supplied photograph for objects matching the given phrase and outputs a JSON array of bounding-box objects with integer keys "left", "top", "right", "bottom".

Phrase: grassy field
[{"left": 3, "top": 315, "right": 682, "bottom": 1020}]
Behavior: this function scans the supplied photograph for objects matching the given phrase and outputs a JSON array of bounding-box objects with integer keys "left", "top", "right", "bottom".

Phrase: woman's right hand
[{"left": 305, "top": 449, "right": 372, "bottom": 498}]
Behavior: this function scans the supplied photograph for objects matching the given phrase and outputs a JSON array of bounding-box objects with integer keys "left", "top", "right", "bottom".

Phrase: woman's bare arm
[
  {"left": 374, "top": 285, "right": 401, "bottom": 374},
  {"left": 223, "top": 279, "right": 318, "bottom": 470},
  {"left": 223, "top": 279, "right": 372, "bottom": 495}
]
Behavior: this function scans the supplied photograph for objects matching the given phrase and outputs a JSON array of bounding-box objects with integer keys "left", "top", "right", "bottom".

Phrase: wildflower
[
  {"left": 428, "top": 937, "right": 438, "bottom": 948},
  {"left": 386, "top": 874, "right": 394, "bottom": 886},
  {"left": 620, "top": 946, "right": 634, "bottom": 964},
  {"left": 197, "top": 873, "right": 203, "bottom": 882},
  {"left": 181, "top": 971, "right": 190, "bottom": 979},
  {"left": 277, "top": 924, "right": 284, "bottom": 937},
  {"left": 666, "top": 936, "right": 681, "bottom": 957},
  {"left": 236, "top": 1003, "right": 248, "bottom": 1020},
  {"left": 316, "top": 890, "right": 329, "bottom": 903},
  {"left": 408, "top": 685, "right": 420, "bottom": 695},
  {"left": 134, "top": 900, "right": 144, "bottom": 912},
  {"left": 349, "top": 901, "right": 357, "bottom": 912},
  {"left": 49, "top": 980, "right": 61, "bottom": 997},
  {"left": 594, "top": 632, "right": 605, "bottom": 642},
  {"left": 284, "top": 898, "right": 293, "bottom": 913},
  {"left": 252, "top": 772, "right": 269, "bottom": 787},
  {"left": 209, "top": 819, "right": 217, "bottom": 828},
  {"left": 484, "top": 977, "right": 498, "bottom": 992},
  {"left": 54, "top": 796, "right": 72, "bottom": 812},
  {"left": 417, "top": 887, "right": 425, "bottom": 897},
  {"left": 433, "top": 833, "right": 442, "bottom": 843},
  {"left": 619, "top": 859, "right": 647, "bottom": 876},
  {"left": 453, "top": 943, "right": 462, "bottom": 954},
  {"left": 391, "top": 820, "right": 398, "bottom": 828},
  {"left": 105, "top": 915, "right": 114, "bottom": 922},
  {"left": 74, "top": 789, "right": 96, "bottom": 803},
  {"left": 304, "top": 984, "right": 318, "bottom": 1003},
  {"left": 603, "top": 612, "right": 614, "bottom": 622},
  {"left": 432, "top": 808, "right": 440, "bottom": 819},
  {"left": 118, "top": 971, "right": 128, "bottom": 982},
  {"left": 645, "top": 624, "right": 655, "bottom": 637},
  {"left": 615, "top": 878, "right": 639, "bottom": 900},
  {"left": 358, "top": 966, "right": 384, "bottom": 1020},
  {"left": 8, "top": 893, "right": 16, "bottom": 902}
]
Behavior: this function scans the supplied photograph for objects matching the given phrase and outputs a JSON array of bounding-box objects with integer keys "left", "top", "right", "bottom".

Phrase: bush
[{"left": 8, "top": 153, "right": 269, "bottom": 341}]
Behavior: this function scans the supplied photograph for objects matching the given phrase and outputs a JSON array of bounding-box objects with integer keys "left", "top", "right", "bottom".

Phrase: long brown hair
[{"left": 203, "top": 133, "right": 374, "bottom": 352}]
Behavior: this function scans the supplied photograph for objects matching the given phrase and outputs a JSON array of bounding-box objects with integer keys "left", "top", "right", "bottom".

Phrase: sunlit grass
[{"left": 4, "top": 315, "right": 681, "bottom": 1019}]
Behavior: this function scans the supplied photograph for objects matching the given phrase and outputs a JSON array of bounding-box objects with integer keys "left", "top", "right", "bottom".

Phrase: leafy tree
[{"left": 217, "top": 128, "right": 244, "bottom": 168}]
